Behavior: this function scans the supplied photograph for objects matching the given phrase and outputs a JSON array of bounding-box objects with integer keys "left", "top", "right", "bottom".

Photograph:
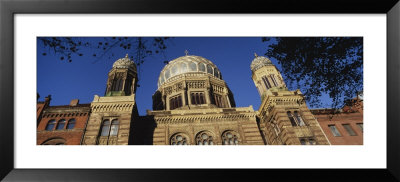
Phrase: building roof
[
  {"left": 112, "top": 54, "right": 137, "bottom": 72},
  {"left": 157, "top": 55, "right": 222, "bottom": 88},
  {"left": 250, "top": 53, "right": 273, "bottom": 72}
]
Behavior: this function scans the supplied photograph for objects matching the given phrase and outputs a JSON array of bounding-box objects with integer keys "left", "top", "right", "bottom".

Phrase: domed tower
[
  {"left": 83, "top": 54, "right": 139, "bottom": 145},
  {"left": 251, "top": 53, "right": 286, "bottom": 98},
  {"left": 105, "top": 54, "right": 138, "bottom": 96},
  {"left": 251, "top": 53, "right": 329, "bottom": 145},
  {"left": 146, "top": 53, "right": 264, "bottom": 145},
  {"left": 152, "top": 54, "right": 235, "bottom": 111}
]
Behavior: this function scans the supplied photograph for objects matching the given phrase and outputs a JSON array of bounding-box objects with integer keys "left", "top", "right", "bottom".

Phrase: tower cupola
[{"left": 105, "top": 54, "right": 138, "bottom": 96}]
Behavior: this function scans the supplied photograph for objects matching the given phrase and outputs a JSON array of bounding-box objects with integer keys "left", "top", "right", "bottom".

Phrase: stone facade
[
  {"left": 145, "top": 106, "right": 264, "bottom": 145},
  {"left": 37, "top": 53, "right": 362, "bottom": 145},
  {"left": 82, "top": 54, "right": 139, "bottom": 145},
  {"left": 82, "top": 95, "right": 138, "bottom": 145},
  {"left": 251, "top": 54, "right": 330, "bottom": 145}
]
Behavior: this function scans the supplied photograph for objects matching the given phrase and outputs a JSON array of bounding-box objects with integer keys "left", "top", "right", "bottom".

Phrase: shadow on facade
[{"left": 130, "top": 114, "right": 157, "bottom": 145}]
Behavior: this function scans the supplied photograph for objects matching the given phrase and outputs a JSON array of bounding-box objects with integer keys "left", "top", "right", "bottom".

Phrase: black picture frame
[{"left": 1, "top": 0, "right": 399, "bottom": 181}]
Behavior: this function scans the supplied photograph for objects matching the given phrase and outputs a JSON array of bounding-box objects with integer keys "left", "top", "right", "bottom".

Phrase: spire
[
  {"left": 125, "top": 54, "right": 129, "bottom": 58},
  {"left": 254, "top": 52, "right": 258, "bottom": 58},
  {"left": 185, "top": 50, "right": 189, "bottom": 56}
]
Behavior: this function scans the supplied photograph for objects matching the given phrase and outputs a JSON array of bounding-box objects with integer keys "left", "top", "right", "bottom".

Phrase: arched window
[
  {"left": 56, "top": 119, "right": 66, "bottom": 130},
  {"left": 160, "top": 75, "right": 165, "bottom": 84},
  {"left": 222, "top": 131, "right": 239, "bottom": 145},
  {"left": 100, "top": 120, "right": 111, "bottom": 136},
  {"left": 272, "top": 122, "right": 280, "bottom": 136},
  {"left": 116, "top": 78, "right": 124, "bottom": 91},
  {"left": 110, "top": 120, "right": 119, "bottom": 136},
  {"left": 294, "top": 111, "right": 306, "bottom": 126},
  {"left": 45, "top": 120, "right": 56, "bottom": 131},
  {"left": 170, "top": 133, "right": 189, "bottom": 145},
  {"left": 41, "top": 137, "right": 66, "bottom": 145},
  {"left": 214, "top": 68, "right": 220, "bottom": 78},
  {"left": 191, "top": 92, "right": 205, "bottom": 105},
  {"left": 180, "top": 62, "right": 188, "bottom": 72},
  {"left": 66, "top": 119, "right": 76, "bottom": 129},
  {"left": 214, "top": 94, "right": 224, "bottom": 108},
  {"left": 262, "top": 76, "right": 272, "bottom": 89},
  {"left": 196, "top": 131, "right": 214, "bottom": 145},
  {"left": 169, "top": 94, "right": 182, "bottom": 110},
  {"left": 171, "top": 64, "right": 179, "bottom": 76},
  {"left": 287, "top": 111, "right": 297, "bottom": 126},
  {"left": 199, "top": 63, "right": 206, "bottom": 72},
  {"left": 207, "top": 64, "right": 213, "bottom": 74},
  {"left": 270, "top": 74, "right": 278, "bottom": 86},
  {"left": 165, "top": 69, "right": 171, "bottom": 79},
  {"left": 189, "top": 61, "right": 197, "bottom": 71},
  {"left": 300, "top": 137, "right": 317, "bottom": 145}
]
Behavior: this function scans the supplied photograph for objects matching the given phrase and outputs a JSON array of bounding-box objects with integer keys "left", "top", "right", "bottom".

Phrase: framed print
[{"left": 1, "top": 0, "right": 399, "bottom": 181}]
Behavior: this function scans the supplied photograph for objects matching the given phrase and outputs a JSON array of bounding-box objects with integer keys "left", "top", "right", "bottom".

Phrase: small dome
[
  {"left": 112, "top": 54, "right": 136, "bottom": 72},
  {"left": 250, "top": 53, "right": 273, "bottom": 72},
  {"left": 158, "top": 55, "right": 222, "bottom": 88}
]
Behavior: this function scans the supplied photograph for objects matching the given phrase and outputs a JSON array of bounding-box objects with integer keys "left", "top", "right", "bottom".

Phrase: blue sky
[{"left": 37, "top": 37, "right": 332, "bottom": 115}]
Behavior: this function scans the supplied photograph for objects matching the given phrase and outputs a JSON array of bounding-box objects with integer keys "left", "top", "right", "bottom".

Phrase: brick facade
[
  {"left": 37, "top": 99, "right": 90, "bottom": 145},
  {"left": 312, "top": 98, "right": 363, "bottom": 145}
]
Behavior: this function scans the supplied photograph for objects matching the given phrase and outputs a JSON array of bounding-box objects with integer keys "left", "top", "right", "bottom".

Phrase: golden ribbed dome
[{"left": 158, "top": 55, "right": 222, "bottom": 88}]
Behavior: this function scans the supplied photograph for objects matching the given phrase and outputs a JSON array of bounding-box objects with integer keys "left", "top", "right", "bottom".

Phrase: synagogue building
[{"left": 37, "top": 53, "right": 363, "bottom": 145}]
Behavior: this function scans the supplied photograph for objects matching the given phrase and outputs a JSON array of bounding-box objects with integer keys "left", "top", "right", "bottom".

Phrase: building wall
[
  {"left": 257, "top": 89, "right": 330, "bottom": 145},
  {"left": 82, "top": 94, "right": 138, "bottom": 145},
  {"left": 313, "top": 110, "right": 363, "bottom": 145},
  {"left": 37, "top": 102, "right": 90, "bottom": 145},
  {"left": 147, "top": 106, "right": 265, "bottom": 145},
  {"left": 36, "top": 95, "right": 51, "bottom": 126}
]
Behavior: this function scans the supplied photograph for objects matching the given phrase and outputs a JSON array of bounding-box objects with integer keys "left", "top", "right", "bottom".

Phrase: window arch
[
  {"left": 66, "top": 119, "right": 76, "bottom": 129},
  {"left": 45, "top": 119, "right": 56, "bottom": 131},
  {"left": 100, "top": 120, "right": 111, "bottom": 136},
  {"left": 287, "top": 111, "right": 306, "bottom": 126},
  {"left": 293, "top": 111, "right": 306, "bottom": 126},
  {"left": 287, "top": 111, "right": 297, "bottom": 126},
  {"left": 169, "top": 94, "right": 182, "bottom": 110},
  {"left": 56, "top": 119, "right": 66, "bottom": 130},
  {"left": 100, "top": 119, "right": 119, "bottom": 137},
  {"left": 160, "top": 75, "right": 165, "bottom": 84},
  {"left": 191, "top": 92, "right": 205, "bottom": 105},
  {"left": 270, "top": 74, "right": 278, "bottom": 86},
  {"left": 165, "top": 69, "right": 171, "bottom": 79},
  {"left": 207, "top": 64, "right": 213, "bottom": 74},
  {"left": 110, "top": 120, "right": 119, "bottom": 136},
  {"left": 170, "top": 133, "right": 189, "bottom": 145},
  {"left": 189, "top": 61, "right": 197, "bottom": 71},
  {"left": 171, "top": 64, "right": 179, "bottom": 76},
  {"left": 41, "top": 137, "right": 66, "bottom": 145},
  {"left": 222, "top": 131, "right": 239, "bottom": 145},
  {"left": 199, "top": 63, "right": 206, "bottom": 72},
  {"left": 214, "top": 68, "right": 220, "bottom": 78},
  {"left": 262, "top": 76, "right": 272, "bottom": 89},
  {"left": 180, "top": 62, "right": 188, "bottom": 72},
  {"left": 214, "top": 94, "right": 225, "bottom": 108},
  {"left": 117, "top": 78, "right": 124, "bottom": 91},
  {"left": 196, "top": 131, "right": 214, "bottom": 145}
]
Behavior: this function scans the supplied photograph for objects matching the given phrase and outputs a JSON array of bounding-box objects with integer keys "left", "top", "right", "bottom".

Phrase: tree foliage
[
  {"left": 38, "top": 37, "right": 170, "bottom": 66},
  {"left": 262, "top": 37, "right": 363, "bottom": 108}
]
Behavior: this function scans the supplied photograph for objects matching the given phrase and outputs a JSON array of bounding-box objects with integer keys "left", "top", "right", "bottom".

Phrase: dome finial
[
  {"left": 125, "top": 54, "right": 129, "bottom": 58},
  {"left": 185, "top": 50, "right": 189, "bottom": 56},
  {"left": 254, "top": 52, "right": 258, "bottom": 58}
]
